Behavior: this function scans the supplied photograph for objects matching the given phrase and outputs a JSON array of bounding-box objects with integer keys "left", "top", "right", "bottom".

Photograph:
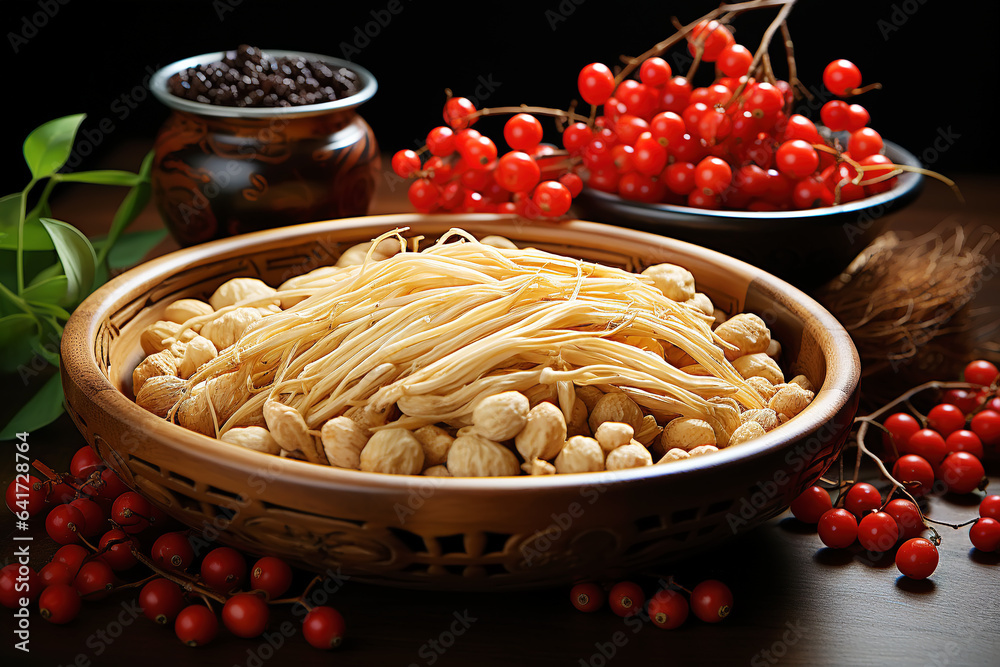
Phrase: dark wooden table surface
[{"left": 2, "top": 155, "right": 999, "bottom": 666}]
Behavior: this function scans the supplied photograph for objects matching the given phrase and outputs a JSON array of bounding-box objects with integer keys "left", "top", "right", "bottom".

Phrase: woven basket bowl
[{"left": 61, "top": 214, "right": 860, "bottom": 591}]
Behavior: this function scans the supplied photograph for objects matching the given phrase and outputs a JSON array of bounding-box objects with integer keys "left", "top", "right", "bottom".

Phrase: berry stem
[
  {"left": 724, "top": 1, "right": 796, "bottom": 107},
  {"left": 464, "top": 105, "right": 589, "bottom": 125}
]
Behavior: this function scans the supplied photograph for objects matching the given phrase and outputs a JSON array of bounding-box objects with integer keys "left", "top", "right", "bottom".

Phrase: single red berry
[
  {"left": 6, "top": 475, "right": 49, "bottom": 517},
  {"left": 980, "top": 495, "right": 1000, "bottom": 520},
  {"left": 884, "top": 499, "right": 924, "bottom": 541},
  {"left": 843, "top": 483, "right": 882, "bottom": 519},
  {"left": 817, "top": 508, "right": 858, "bottom": 548},
  {"left": 964, "top": 359, "right": 999, "bottom": 386},
  {"left": 495, "top": 151, "right": 541, "bottom": 193},
  {"left": 390, "top": 149, "right": 421, "bottom": 178},
  {"left": 53, "top": 544, "right": 89, "bottom": 577},
  {"left": 425, "top": 126, "right": 455, "bottom": 157},
  {"left": 690, "top": 580, "right": 733, "bottom": 623},
  {"left": 75, "top": 560, "right": 114, "bottom": 600},
  {"left": 693, "top": 156, "right": 732, "bottom": 195},
  {"left": 844, "top": 104, "right": 870, "bottom": 132},
  {"left": 608, "top": 581, "right": 645, "bottom": 617},
  {"left": 151, "top": 532, "right": 194, "bottom": 572},
  {"left": 532, "top": 181, "right": 572, "bottom": 217},
  {"left": 504, "top": 113, "right": 544, "bottom": 153},
  {"left": 891, "top": 455, "right": 935, "bottom": 497},
  {"left": 570, "top": 582, "right": 605, "bottom": 612},
  {"left": 820, "top": 100, "right": 850, "bottom": 132},
  {"left": 250, "top": 556, "right": 293, "bottom": 600},
  {"left": 938, "top": 451, "right": 986, "bottom": 494},
  {"left": 140, "top": 578, "right": 186, "bottom": 625},
  {"left": 848, "top": 128, "right": 884, "bottom": 161},
  {"left": 858, "top": 511, "right": 900, "bottom": 553},
  {"left": 562, "top": 122, "right": 593, "bottom": 154},
  {"left": 927, "top": 404, "right": 966, "bottom": 438},
  {"left": 70, "top": 446, "right": 105, "bottom": 480},
  {"left": 49, "top": 480, "right": 79, "bottom": 504},
  {"left": 941, "top": 388, "right": 983, "bottom": 415},
  {"left": 46, "top": 504, "right": 86, "bottom": 545},
  {"left": 39, "top": 562, "right": 75, "bottom": 588},
  {"left": 1, "top": 563, "right": 39, "bottom": 608},
  {"left": 303, "top": 606, "right": 346, "bottom": 650},
  {"left": 775, "top": 140, "right": 819, "bottom": 180},
  {"left": 648, "top": 589, "right": 689, "bottom": 629},
  {"left": 200, "top": 547, "right": 246, "bottom": 593},
  {"left": 639, "top": 56, "right": 672, "bottom": 85},
  {"left": 578, "top": 63, "right": 615, "bottom": 106},
  {"left": 407, "top": 178, "right": 439, "bottom": 212},
  {"left": 38, "top": 584, "right": 81, "bottom": 625},
  {"left": 222, "top": 592, "right": 270, "bottom": 639},
  {"left": 789, "top": 486, "right": 833, "bottom": 524},
  {"left": 882, "top": 413, "right": 920, "bottom": 454},
  {"left": 717, "top": 44, "right": 753, "bottom": 78},
  {"left": 907, "top": 429, "right": 948, "bottom": 468},
  {"left": 970, "top": 410, "right": 1000, "bottom": 446},
  {"left": 559, "top": 172, "right": 584, "bottom": 198},
  {"left": 111, "top": 491, "right": 152, "bottom": 533},
  {"left": 442, "top": 97, "right": 477, "bottom": 130},
  {"left": 895, "top": 538, "right": 938, "bottom": 579},
  {"left": 175, "top": 604, "right": 219, "bottom": 647},
  {"left": 945, "top": 429, "right": 983, "bottom": 459},
  {"left": 970, "top": 517, "right": 1000, "bottom": 552},
  {"left": 823, "top": 59, "right": 862, "bottom": 96},
  {"left": 69, "top": 498, "right": 105, "bottom": 537},
  {"left": 98, "top": 528, "right": 138, "bottom": 571}
]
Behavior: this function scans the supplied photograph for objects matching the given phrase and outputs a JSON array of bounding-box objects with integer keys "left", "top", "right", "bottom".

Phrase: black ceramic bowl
[{"left": 574, "top": 140, "right": 923, "bottom": 291}]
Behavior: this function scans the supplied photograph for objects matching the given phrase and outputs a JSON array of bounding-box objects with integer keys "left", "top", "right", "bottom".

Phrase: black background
[{"left": 3, "top": 0, "right": 998, "bottom": 187}]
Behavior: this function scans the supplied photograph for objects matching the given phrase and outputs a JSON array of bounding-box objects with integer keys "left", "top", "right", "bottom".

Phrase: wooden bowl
[
  {"left": 574, "top": 140, "right": 923, "bottom": 291},
  {"left": 61, "top": 214, "right": 860, "bottom": 590}
]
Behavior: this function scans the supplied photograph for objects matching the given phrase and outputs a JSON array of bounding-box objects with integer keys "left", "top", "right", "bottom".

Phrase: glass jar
[{"left": 150, "top": 51, "right": 379, "bottom": 246}]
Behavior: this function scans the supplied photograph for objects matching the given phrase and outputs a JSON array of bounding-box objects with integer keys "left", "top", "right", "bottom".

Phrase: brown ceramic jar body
[{"left": 150, "top": 51, "right": 379, "bottom": 246}]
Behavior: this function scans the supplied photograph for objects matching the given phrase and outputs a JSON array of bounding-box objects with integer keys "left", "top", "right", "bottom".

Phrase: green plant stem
[{"left": 17, "top": 178, "right": 38, "bottom": 294}]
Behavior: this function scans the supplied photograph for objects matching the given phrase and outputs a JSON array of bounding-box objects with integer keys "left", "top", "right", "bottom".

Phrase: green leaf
[
  {"left": 22, "top": 114, "right": 86, "bottom": 179},
  {"left": 57, "top": 170, "right": 144, "bottom": 186},
  {"left": 0, "top": 373, "right": 64, "bottom": 440},
  {"left": 0, "top": 194, "right": 54, "bottom": 251},
  {"left": 23, "top": 274, "right": 69, "bottom": 305},
  {"left": 38, "top": 218, "right": 96, "bottom": 305},
  {"left": 107, "top": 228, "right": 167, "bottom": 269}
]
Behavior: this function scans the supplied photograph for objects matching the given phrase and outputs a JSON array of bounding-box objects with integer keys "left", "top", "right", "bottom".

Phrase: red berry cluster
[
  {"left": 1, "top": 446, "right": 345, "bottom": 651},
  {"left": 789, "top": 358, "right": 998, "bottom": 581},
  {"left": 573, "top": 47, "right": 894, "bottom": 210},
  {"left": 393, "top": 6, "right": 913, "bottom": 218},
  {"left": 395, "top": 106, "right": 578, "bottom": 218},
  {"left": 569, "top": 578, "right": 732, "bottom": 629}
]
